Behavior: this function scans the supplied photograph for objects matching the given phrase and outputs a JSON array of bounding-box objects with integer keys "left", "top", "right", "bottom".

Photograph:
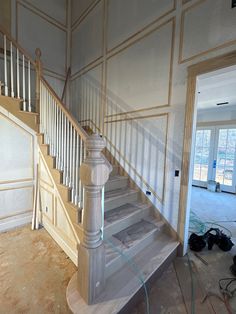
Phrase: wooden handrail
[
  {"left": 61, "top": 67, "right": 71, "bottom": 102},
  {"left": 0, "top": 24, "right": 36, "bottom": 66},
  {"left": 40, "top": 76, "right": 88, "bottom": 142}
]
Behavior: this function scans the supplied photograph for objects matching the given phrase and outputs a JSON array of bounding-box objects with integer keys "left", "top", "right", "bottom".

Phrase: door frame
[{"left": 178, "top": 50, "right": 236, "bottom": 255}]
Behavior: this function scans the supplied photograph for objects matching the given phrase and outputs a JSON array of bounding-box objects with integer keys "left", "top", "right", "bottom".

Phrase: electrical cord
[
  {"left": 187, "top": 253, "right": 195, "bottom": 314},
  {"left": 104, "top": 237, "right": 150, "bottom": 314},
  {"left": 189, "top": 211, "right": 233, "bottom": 237}
]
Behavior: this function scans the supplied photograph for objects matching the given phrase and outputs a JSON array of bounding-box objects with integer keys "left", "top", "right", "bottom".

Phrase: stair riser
[
  {"left": 105, "top": 228, "right": 161, "bottom": 279},
  {"left": 44, "top": 155, "right": 56, "bottom": 169},
  {"left": 121, "top": 246, "right": 178, "bottom": 314},
  {"left": 105, "top": 230, "right": 160, "bottom": 278},
  {"left": 51, "top": 169, "right": 63, "bottom": 185},
  {"left": 57, "top": 185, "right": 71, "bottom": 202},
  {"left": 109, "top": 166, "right": 119, "bottom": 177},
  {"left": 40, "top": 145, "right": 49, "bottom": 156},
  {"left": 105, "top": 192, "right": 139, "bottom": 212},
  {"left": 105, "top": 177, "right": 128, "bottom": 192},
  {"left": 37, "top": 134, "right": 44, "bottom": 145},
  {"left": 104, "top": 207, "right": 151, "bottom": 239}
]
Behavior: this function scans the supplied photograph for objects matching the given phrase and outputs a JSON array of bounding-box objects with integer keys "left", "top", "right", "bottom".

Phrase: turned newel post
[
  {"left": 78, "top": 134, "right": 110, "bottom": 304},
  {"left": 35, "top": 48, "right": 42, "bottom": 114}
]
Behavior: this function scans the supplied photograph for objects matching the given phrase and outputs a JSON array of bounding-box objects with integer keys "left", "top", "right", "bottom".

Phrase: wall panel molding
[
  {"left": 107, "top": 0, "right": 176, "bottom": 53},
  {"left": 72, "top": 0, "right": 101, "bottom": 31},
  {"left": 105, "top": 18, "right": 175, "bottom": 116},
  {"left": 105, "top": 113, "right": 169, "bottom": 203},
  {"left": 17, "top": 0, "right": 67, "bottom": 31},
  {"left": 179, "top": 0, "right": 236, "bottom": 64}
]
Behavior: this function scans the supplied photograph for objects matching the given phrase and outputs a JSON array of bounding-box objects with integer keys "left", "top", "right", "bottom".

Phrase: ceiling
[{"left": 197, "top": 65, "right": 236, "bottom": 112}]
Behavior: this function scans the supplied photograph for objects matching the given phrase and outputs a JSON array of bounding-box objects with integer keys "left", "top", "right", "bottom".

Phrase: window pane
[
  {"left": 193, "top": 129, "right": 211, "bottom": 182},
  {"left": 216, "top": 128, "right": 236, "bottom": 187}
]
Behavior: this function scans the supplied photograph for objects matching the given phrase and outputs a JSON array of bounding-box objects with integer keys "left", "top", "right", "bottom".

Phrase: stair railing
[
  {"left": 0, "top": 26, "right": 111, "bottom": 305},
  {"left": 0, "top": 26, "right": 37, "bottom": 112},
  {"left": 40, "top": 77, "right": 88, "bottom": 207}
]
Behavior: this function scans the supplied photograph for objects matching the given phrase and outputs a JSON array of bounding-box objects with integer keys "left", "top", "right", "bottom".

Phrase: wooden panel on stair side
[{"left": 0, "top": 95, "right": 39, "bottom": 132}]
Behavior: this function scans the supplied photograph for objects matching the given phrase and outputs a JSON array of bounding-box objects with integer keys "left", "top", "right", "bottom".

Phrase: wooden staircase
[{"left": 0, "top": 27, "right": 180, "bottom": 314}]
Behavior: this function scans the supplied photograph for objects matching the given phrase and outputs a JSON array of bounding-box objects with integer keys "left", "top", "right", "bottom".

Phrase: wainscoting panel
[
  {"left": 71, "top": 63, "right": 102, "bottom": 123},
  {"left": 180, "top": 0, "right": 236, "bottom": 63},
  {"left": 22, "top": 0, "right": 67, "bottom": 25},
  {"left": 71, "top": 1, "right": 103, "bottom": 74},
  {"left": 0, "top": 186, "right": 33, "bottom": 219},
  {"left": 17, "top": 2, "right": 67, "bottom": 75},
  {"left": 105, "top": 114, "right": 168, "bottom": 203},
  {"left": 71, "top": 0, "right": 97, "bottom": 26},
  {"left": 107, "top": 0, "right": 175, "bottom": 51},
  {"left": 106, "top": 19, "right": 174, "bottom": 113},
  {"left": 0, "top": 114, "right": 34, "bottom": 183}
]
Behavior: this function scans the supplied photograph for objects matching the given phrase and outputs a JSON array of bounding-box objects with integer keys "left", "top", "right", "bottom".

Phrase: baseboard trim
[{"left": 0, "top": 211, "right": 32, "bottom": 232}]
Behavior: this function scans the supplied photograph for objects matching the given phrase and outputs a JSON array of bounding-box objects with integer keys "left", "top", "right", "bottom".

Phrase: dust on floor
[{"left": 0, "top": 225, "right": 76, "bottom": 314}]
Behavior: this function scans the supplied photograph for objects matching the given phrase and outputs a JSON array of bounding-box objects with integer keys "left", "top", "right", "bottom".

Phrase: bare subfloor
[
  {"left": 1, "top": 225, "right": 236, "bottom": 314},
  {"left": 0, "top": 225, "right": 76, "bottom": 314}
]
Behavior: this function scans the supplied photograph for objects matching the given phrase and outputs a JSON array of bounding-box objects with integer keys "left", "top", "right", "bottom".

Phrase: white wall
[
  {"left": 70, "top": 0, "right": 236, "bottom": 233},
  {"left": 0, "top": 109, "right": 35, "bottom": 231},
  {"left": 197, "top": 107, "right": 236, "bottom": 124},
  {"left": 10, "top": 0, "right": 69, "bottom": 97}
]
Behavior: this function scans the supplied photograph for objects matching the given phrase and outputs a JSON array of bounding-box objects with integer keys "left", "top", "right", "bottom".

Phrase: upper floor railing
[{"left": 0, "top": 26, "right": 37, "bottom": 112}]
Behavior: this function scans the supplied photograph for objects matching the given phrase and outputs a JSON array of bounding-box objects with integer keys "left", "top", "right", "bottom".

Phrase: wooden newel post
[
  {"left": 35, "top": 48, "right": 42, "bottom": 114},
  {"left": 78, "top": 134, "right": 110, "bottom": 304}
]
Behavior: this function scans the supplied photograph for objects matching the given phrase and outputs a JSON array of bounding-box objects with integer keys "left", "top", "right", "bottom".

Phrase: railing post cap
[
  {"left": 85, "top": 134, "right": 105, "bottom": 152},
  {"left": 35, "top": 48, "right": 42, "bottom": 60}
]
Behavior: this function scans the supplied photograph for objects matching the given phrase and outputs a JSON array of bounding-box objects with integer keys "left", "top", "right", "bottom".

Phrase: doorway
[
  {"left": 178, "top": 51, "right": 236, "bottom": 254},
  {"left": 193, "top": 126, "right": 236, "bottom": 193}
]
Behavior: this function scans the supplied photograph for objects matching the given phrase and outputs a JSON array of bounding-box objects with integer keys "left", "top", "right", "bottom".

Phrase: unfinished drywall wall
[
  {"left": 0, "top": 0, "right": 11, "bottom": 33},
  {"left": 0, "top": 108, "right": 35, "bottom": 231},
  {"left": 9, "top": 0, "right": 69, "bottom": 97},
  {"left": 70, "top": 0, "right": 236, "bottom": 233}
]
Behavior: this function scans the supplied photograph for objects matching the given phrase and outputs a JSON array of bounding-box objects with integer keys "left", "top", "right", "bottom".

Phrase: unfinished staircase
[{"left": 0, "top": 27, "right": 179, "bottom": 313}]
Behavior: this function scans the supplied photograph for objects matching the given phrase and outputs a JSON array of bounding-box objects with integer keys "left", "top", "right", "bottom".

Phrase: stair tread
[
  {"left": 67, "top": 235, "right": 179, "bottom": 313},
  {"left": 105, "top": 187, "right": 138, "bottom": 201},
  {"left": 105, "top": 218, "right": 164, "bottom": 265},
  {"left": 19, "top": 110, "right": 38, "bottom": 115},
  {"left": 103, "top": 235, "right": 178, "bottom": 307},
  {"left": 107, "top": 175, "right": 128, "bottom": 183},
  {"left": 104, "top": 202, "right": 150, "bottom": 226}
]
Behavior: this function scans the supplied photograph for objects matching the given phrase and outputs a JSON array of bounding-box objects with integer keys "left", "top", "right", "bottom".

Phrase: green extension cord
[
  {"left": 104, "top": 237, "right": 150, "bottom": 314},
  {"left": 189, "top": 211, "right": 233, "bottom": 237}
]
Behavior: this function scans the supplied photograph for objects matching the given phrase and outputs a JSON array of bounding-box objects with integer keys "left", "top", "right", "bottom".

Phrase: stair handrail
[
  {"left": 40, "top": 76, "right": 88, "bottom": 142},
  {"left": 0, "top": 26, "right": 111, "bottom": 305},
  {"left": 0, "top": 25, "right": 36, "bottom": 66}
]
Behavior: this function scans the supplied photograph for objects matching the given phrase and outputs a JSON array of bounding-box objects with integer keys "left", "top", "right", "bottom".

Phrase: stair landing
[{"left": 67, "top": 234, "right": 179, "bottom": 313}]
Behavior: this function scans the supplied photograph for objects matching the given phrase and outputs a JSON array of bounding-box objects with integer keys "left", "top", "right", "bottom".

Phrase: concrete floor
[
  {"left": 0, "top": 225, "right": 76, "bottom": 314},
  {"left": 1, "top": 224, "right": 236, "bottom": 314}
]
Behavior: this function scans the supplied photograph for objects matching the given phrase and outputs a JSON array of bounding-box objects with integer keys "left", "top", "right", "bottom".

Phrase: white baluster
[
  {"left": 40, "top": 82, "right": 42, "bottom": 133},
  {"left": 72, "top": 128, "right": 76, "bottom": 203},
  {"left": 10, "top": 42, "right": 14, "bottom": 98},
  {"left": 22, "top": 55, "right": 26, "bottom": 111},
  {"left": 4, "top": 35, "right": 8, "bottom": 96},
  {"left": 79, "top": 137, "right": 83, "bottom": 207},
  {"left": 28, "top": 60, "right": 31, "bottom": 112},
  {"left": 16, "top": 48, "right": 20, "bottom": 99},
  {"left": 75, "top": 133, "right": 79, "bottom": 205},
  {"left": 66, "top": 119, "right": 70, "bottom": 186},
  {"left": 56, "top": 106, "right": 59, "bottom": 169},
  {"left": 69, "top": 123, "right": 73, "bottom": 187},
  {"left": 63, "top": 115, "right": 67, "bottom": 185}
]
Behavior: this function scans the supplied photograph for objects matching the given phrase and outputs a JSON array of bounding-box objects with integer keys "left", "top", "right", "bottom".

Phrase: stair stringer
[
  {"left": 0, "top": 95, "right": 39, "bottom": 132},
  {"left": 38, "top": 146, "right": 81, "bottom": 265}
]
